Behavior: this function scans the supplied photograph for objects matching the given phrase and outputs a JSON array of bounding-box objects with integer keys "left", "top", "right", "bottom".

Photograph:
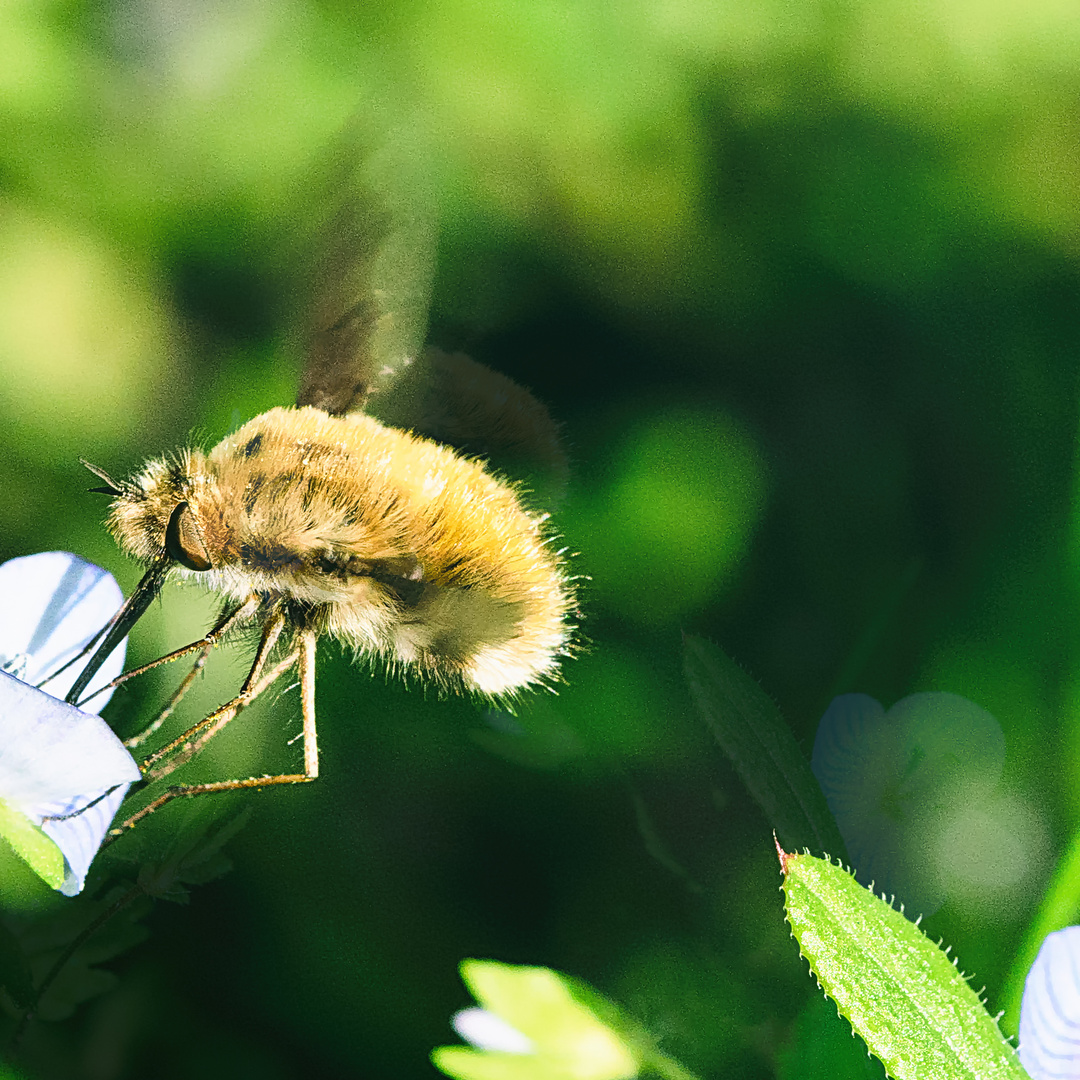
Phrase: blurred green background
[{"left": 2, "top": 0, "right": 1079, "bottom": 1076}]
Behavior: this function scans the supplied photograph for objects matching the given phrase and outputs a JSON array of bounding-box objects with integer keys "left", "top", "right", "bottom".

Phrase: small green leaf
[
  {"left": 683, "top": 636, "right": 846, "bottom": 857},
  {"left": 136, "top": 807, "right": 248, "bottom": 902},
  {"left": 433, "top": 1048, "right": 574, "bottom": 1080},
  {"left": 433, "top": 961, "right": 700, "bottom": 1080},
  {"left": 779, "top": 845, "right": 1029, "bottom": 1080},
  {"left": 454, "top": 961, "right": 638, "bottom": 1080},
  {"left": 17, "top": 884, "right": 151, "bottom": 1021},
  {"left": 0, "top": 799, "right": 65, "bottom": 891}
]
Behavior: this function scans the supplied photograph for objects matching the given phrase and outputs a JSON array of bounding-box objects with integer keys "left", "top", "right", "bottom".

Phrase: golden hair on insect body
[
  {"left": 108, "top": 405, "right": 572, "bottom": 697},
  {"left": 70, "top": 389, "right": 575, "bottom": 834}
]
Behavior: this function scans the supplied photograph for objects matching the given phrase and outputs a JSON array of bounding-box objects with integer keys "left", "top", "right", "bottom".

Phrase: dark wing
[
  {"left": 296, "top": 120, "right": 435, "bottom": 417},
  {"left": 369, "top": 347, "right": 569, "bottom": 509},
  {"left": 296, "top": 119, "right": 568, "bottom": 509}
]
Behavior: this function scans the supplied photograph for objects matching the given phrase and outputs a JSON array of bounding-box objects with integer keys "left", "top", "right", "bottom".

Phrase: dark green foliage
[
  {"left": 1, "top": 2, "right": 1076, "bottom": 1077},
  {"left": 777, "top": 995, "right": 886, "bottom": 1080},
  {"left": 0, "top": 924, "right": 33, "bottom": 1013},
  {"left": 683, "top": 635, "right": 847, "bottom": 858}
]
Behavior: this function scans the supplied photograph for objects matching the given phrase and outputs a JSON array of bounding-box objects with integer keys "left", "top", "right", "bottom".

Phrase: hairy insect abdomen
[{"left": 110, "top": 406, "right": 573, "bottom": 695}]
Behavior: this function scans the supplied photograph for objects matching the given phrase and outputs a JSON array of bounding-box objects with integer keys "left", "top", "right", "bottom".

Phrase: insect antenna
[{"left": 79, "top": 458, "right": 135, "bottom": 497}]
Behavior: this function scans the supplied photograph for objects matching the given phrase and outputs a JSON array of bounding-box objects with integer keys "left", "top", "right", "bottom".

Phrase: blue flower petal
[
  {"left": 0, "top": 671, "right": 139, "bottom": 806},
  {"left": 0, "top": 552, "right": 125, "bottom": 711},
  {"left": 811, "top": 691, "right": 1005, "bottom": 917},
  {"left": 37, "top": 785, "right": 133, "bottom": 897},
  {"left": 1020, "top": 926, "right": 1080, "bottom": 1079},
  {"left": 0, "top": 671, "right": 139, "bottom": 894}
]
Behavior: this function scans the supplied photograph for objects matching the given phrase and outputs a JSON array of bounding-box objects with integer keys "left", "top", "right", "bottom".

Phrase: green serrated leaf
[
  {"left": 0, "top": 799, "right": 65, "bottom": 892},
  {"left": 779, "top": 847, "right": 1029, "bottom": 1080},
  {"left": 683, "top": 636, "right": 846, "bottom": 857}
]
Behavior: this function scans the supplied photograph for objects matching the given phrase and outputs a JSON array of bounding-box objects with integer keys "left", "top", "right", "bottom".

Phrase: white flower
[
  {"left": 1020, "top": 926, "right": 1080, "bottom": 1079},
  {"left": 452, "top": 1006, "right": 535, "bottom": 1054},
  {"left": 0, "top": 552, "right": 140, "bottom": 896}
]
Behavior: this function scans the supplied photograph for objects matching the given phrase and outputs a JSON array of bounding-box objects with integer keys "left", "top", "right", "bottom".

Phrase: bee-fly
[{"left": 63, "top": 134, "right": 576, "bottom": 833}]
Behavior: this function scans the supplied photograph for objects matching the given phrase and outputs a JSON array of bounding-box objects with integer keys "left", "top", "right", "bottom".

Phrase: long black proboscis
[{"left": 65, "top": 557, "right": 172, "bottom": 708}]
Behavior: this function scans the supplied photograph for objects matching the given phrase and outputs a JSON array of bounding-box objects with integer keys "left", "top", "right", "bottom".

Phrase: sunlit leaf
[
  {"left": 780, "top": 845, "right": 1027, "bottom": 1080},
  {"left": 434, "top": 960, "right": 700, "bottom": 1080}
]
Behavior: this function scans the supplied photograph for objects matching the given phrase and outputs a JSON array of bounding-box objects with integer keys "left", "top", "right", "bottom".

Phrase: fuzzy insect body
[
  {"left": 60, "top": 136, "right": 577, "bottom": 835},
  {"left": 109, "top": 406, "right": 572, "bottom": 697}
]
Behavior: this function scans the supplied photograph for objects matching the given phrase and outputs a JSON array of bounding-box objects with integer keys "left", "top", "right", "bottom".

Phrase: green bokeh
[
  {"left": 1, "top": 0, "right": 1079, "bottom": 1076},
  {"left": 575, "top": 409, "right": 766, "bottom": 626}
]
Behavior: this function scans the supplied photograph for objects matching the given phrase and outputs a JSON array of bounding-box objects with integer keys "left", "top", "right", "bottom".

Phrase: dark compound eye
[{"left": 165, "top": 501, "right": 213, "bottom": 571}]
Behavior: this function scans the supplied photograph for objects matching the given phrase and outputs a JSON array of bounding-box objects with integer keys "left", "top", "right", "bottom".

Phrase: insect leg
[
  {"left": 115, "top": 597, "right": 259, "bottom": 748},
  {"left": 298, "top": 628, "right": 319, "bottom": 779},
  {"left": 122, "top": 641, "right": 213, "bottom": 749},
  {"left": 181, "top": 646, "right": 299, "bottom": 764},
  {"left": 176, "top": 625, "right": 317, "bottom": 773},
  {"left": 139, "top": 605, "right": 288, "bottom": 781},
  {"left": 109, "top": 630, "right": 319, "bottom": 837},
  {"left": 75, "top": 595, "right": 260, "bottom": 711}
]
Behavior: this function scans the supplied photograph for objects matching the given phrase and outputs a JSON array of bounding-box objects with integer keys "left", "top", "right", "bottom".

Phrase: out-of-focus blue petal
[
  {"left": 452, "top": 1007, "right": 535, "bottom": 1054},
  {"left": 811, "top": 691, "right": 1004, "bottom": 917},
  {"left": 812, "top": 693, "right": 920, "bottom": 904},
  {"left": 1020, "top": 926, "right": 1080, "bottom": 1079},
  {"left": 0, "top": 671, "right": 139, "bottom": 895},
  {"left": 0, "top": 552, "right": 125, "bottom": 711},
  {"left": 810, "top": 693, "right": 887, "bottom": 825},
  {"left": 886, "top": 692, "right": 1005, "bottom": 799},
  {"left": 0, "top": 671, "right": 138, "bottom": 807}
]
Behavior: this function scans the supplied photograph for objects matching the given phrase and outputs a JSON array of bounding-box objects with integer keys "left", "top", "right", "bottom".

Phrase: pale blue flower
[
  {"left": 811, "top": 691, "right": 1017, "bottom": 916},
  {"left": 1020, "top": 926, "right": 1080, "bottom": 1079},
  {"left": 0, "top": 552, "right": 140, "bottom": 895}
]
